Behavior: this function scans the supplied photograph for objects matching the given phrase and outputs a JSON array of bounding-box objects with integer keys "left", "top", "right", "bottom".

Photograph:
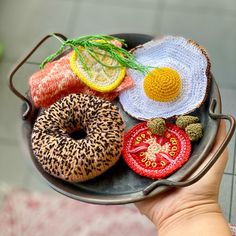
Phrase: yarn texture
[
  {"left": 185, "top": 123, "right": 204, "bottom": 141},
  {"left": 29, "top": 52, "right": 134, "bottom": 108},
  {"left": 32, "top": 93, "right": 124, "bottom": 182},
  {"left": 122, "top": 122, "right": 191, "bottom": 179},
  {"left": 119, "top": 36, "right": 211, "bottom": 120},
  {"left": 143, "top": 67, "right": 181, "bottom": 102},
  {"left": 147, "top": 118, "right": 166, "bottom": 136},
  {"left": 70, "top": 45, "right": 126, "bottom": 92},
  {"left": 176, "top": 115, "right": 200, "bottom": 129}
]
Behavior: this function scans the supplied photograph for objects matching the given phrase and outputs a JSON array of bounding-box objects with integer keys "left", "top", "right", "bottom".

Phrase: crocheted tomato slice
[{"left": 122, "top": 122, "right": 191, "bottom": 179}]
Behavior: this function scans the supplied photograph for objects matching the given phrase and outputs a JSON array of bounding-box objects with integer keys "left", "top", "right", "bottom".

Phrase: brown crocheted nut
[
  {"left": 147, "top": 118, "right": 166, "bottom": 136},
  {"left": 176, "top": 115, "right": 199, "bottom": 129},
  {"left": 185, "top": 123, "right": 203, "bottom": 142}
]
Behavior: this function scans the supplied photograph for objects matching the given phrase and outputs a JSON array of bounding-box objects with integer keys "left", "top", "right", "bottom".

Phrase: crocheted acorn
[
  {"left": 147, "top": 118, "right": 166, "bottom": 136},
  {"left": 122, "top": 122, "right": 191, "bottom": 179},
  {"left": 119, "top": 36, "right": 211, "bottom": 120},
  {"left": 143, "top": 68, "right": 181, "bottom": 102},
  {"left": 176, "top": 115, "right": 199, "bottom": 129},
  {"left": 185, "top": 123, "right": 204, "bottom": 142}
]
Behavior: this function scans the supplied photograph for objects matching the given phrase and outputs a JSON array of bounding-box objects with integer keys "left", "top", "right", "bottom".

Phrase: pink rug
[
  {"left": 0, "top": 189, "right": 156, "bottom": 236},
  {"left": 1, "top": 188, "right": 235, "bottom": 236}
]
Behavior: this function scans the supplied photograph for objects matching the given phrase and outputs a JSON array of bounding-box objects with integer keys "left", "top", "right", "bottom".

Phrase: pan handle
[
  {"left": 143, "top": 98, "right": 235, "bottom": 195},
  {"left": 8, "top": 33, "right": 67, "bottom": 120}
]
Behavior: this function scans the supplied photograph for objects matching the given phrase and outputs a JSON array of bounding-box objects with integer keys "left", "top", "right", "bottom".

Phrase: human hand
[{"left": 135, "top": 121, "right": 232, "bottom": 235}]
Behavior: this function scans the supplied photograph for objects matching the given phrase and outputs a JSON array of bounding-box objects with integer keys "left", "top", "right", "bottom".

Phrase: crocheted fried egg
[{"left": 119, "top": 36, "right": 211, "bottom": 120}]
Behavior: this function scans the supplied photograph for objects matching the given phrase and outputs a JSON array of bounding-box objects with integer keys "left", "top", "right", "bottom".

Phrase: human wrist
[{"left": 155, "top": 202, "right": 231, "bottom": 236}]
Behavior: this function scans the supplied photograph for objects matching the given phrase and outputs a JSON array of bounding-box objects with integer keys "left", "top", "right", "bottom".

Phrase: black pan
[{"left": 9, "top": 33, "right": 235, "bottom": 204}]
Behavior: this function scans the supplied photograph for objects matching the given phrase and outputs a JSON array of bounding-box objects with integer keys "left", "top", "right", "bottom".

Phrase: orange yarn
[
  {"left": 29, "top": 53, "right": 134, "bottom": 108},
  {"left": 29, "top": 53, "right": 83, "bottom": 108},
  {"left": 143, "top": 67, "right": 181, "bottom": 102}
]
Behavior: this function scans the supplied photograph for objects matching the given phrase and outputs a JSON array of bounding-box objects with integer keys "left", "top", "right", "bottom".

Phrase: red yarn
[{"left": 122, "top": 122, "right": 191, "bottom": 179}]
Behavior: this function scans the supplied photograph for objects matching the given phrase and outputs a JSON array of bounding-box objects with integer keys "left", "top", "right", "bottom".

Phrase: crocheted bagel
[
  {"left": 31, "top": 93, "right": 124, "bottom": 182},
  {"left": 119, "top": 36, "right": 211, "bottom": 120}
]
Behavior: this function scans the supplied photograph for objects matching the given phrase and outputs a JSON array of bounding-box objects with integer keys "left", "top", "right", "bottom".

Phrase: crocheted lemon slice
[
  {"left": 70, "top": 46, "right": 126, "bottom": 92},
  {"left": 143, "top": 67, "right": 181, "bottom": 102}
]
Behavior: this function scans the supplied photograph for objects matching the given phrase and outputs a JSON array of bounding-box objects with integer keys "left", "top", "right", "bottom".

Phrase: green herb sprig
[{"left": 40, "top": 34, "right": 151, "bottom": 74}]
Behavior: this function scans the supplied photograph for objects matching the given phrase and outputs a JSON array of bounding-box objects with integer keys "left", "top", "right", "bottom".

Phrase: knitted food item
[
  {"left": 185, "top": 123, "right": 203, "bottom": 142},
  {"left": 119, "top": 36, "right": 211, "bottom": 120},
  {"left": 31, "top": 93, "right": 124, "bottom": 182},
  {"left": 176, "top": 115, "right": 200, "bottom": 129},
  {"left": 147, "top": 118, "right": 166, "bottom": 136},
  {"left": 122, "top": 122, "right": 191, "bottom": 179},
  {"left": 143, "top": 68, "right": 181, "bottom": 102},
  {"left": 29, "top": 52, "right": 134, "bottom": 108},
  {"left": 30, "top": 52, "right": 81, "bottom": 108},
  {"left": 70, "top": 45, "right": 126, "bottom": 92},
  {"left": 80, "top": 74, "right": 134, "bottom": 101},
  {"left": 29, "top": 34, "right": 150, "bottom": 108}
]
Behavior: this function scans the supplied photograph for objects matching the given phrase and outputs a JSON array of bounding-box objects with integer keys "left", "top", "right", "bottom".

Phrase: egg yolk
[{"left": 143, "top": 67, "right": 182, "bottom": 102}]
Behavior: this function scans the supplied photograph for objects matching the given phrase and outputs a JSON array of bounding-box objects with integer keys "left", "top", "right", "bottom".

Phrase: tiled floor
[{"left": 0, "top": 0, "right": 236, "bottom": 224}]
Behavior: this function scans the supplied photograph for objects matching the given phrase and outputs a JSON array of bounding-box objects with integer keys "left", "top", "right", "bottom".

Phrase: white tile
[
  {"left": 219, "top": 174, "right": 233, "bottom": 221},
  {"left": 0, "top": 0, "right": 75, "bottom": 62},
  {"left": 0, "top": 62, "right": 39, "bottom": 142},
  {"left": 0, "top": 62, "right": 22, "bottom": 142},
  {"left": 224, "top": 134, "right": 236, "bottom": 174},
  {"left": 0, "top": 142, "right": 31, "bottom": 187},
  {"left": 164, "top": 0, "right": 236, "bottom": 12},
  {"left": 231, "top": 176, "right": 236, "bottom": 223},
  {"left": 27, "top": 169, "right": 56, "bottom": 193},
  {"left": 159, "top": 9, "right": 236, "bottom": 89},
  {"left": 220, "top": 88, "right": 236, "bottom": 174},
  {"left": 220, "top": 88, "right": 236, "bottom": 118},
  {"left": 79, "top": 0, "right": 160, "bottom": 8},
  {"left": 70, "top": 1, "right": 161, "bottom": 37}
]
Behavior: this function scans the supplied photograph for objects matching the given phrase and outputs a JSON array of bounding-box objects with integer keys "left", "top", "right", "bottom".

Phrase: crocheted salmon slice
[
  {"left": 122, "top": 122, "right": 191, "bottom": 179},
  {"left": 70, "top": 46, "right": 126, "bottom": 92},
  {"left": 29, "top": 53, "right": 133, "bottom": 108},
  {"left": 29, "top": 52, "right": 83, "bottom": 108}
]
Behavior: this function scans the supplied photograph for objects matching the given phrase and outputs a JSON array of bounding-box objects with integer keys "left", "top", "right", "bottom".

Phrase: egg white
[{"left": 119, "top": 36, "right": 209, "bottom": 120}]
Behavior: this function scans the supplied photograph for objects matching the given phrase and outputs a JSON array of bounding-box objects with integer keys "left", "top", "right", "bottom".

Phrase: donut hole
[{"left": 69, "top": 129, "right": 87, "bottom": 140}]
